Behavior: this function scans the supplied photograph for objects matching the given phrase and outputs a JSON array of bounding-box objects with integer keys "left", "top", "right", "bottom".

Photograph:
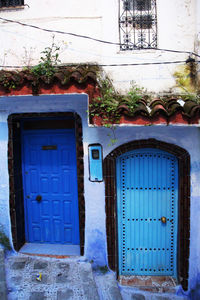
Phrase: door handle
[
  {"left": 161, "top": 216, "right": 167, "bottom": 224},
  {"left": 36, "top": 195, "right": 42, "bottom": 202}
]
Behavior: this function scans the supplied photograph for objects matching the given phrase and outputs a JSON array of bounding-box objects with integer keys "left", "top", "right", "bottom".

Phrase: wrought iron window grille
[
  {"left": 119, "top": 0, "right": 157, "bottom": 50},
  {"left": 0, "top": 0, "right": 24, "bottom": 8}
]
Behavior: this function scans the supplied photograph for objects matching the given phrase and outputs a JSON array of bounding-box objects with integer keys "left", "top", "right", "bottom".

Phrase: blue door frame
[
  {"left": 117, "top": 148, "right": 178, "bottom": 277},
  {"left": 21, "top": 128, "right": 80, "bottom": 245}
]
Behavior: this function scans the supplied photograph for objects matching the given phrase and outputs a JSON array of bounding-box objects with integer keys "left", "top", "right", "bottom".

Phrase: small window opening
[
  {"left": 119, "top": 0, "right": 157, "bottom": 50},
  {"left": 0, "top": 0, "right": 24, "bottom": 8}
]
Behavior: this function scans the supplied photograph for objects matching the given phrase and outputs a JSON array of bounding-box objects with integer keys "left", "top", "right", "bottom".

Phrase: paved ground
[
  {"left": 0, "top": 246, "right": 7, "bottom": 300},
  {"left": 2, "top": 251, "right": 189, "bottom": 300},
  {"left": 5, "top": 253, "right": 100, "bottom": 300},
  {"left": 95, "top": 273, "right": 188, "bottom": 300}
]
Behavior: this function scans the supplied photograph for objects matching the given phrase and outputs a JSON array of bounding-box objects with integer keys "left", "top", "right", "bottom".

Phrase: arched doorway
[
  {"left": 104, "top": 139, "right": 190, "bottom": 290},
  {"left": 116, "top": 148, "right": 178, "bottom": 277}
]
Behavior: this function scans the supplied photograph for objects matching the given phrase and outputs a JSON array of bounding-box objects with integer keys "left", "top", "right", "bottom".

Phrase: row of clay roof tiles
[
  {"left": 92, "top": 98, "right": 200, "bottom": 125},
  {"left": 0, "top": 68, "right": 200, "bottom": 124},
  {"left": 117, "top": 98, "right": 200, "bottom": 119},
  {"left": 0, "top": 67, "right": 98, "bottom": 86}
]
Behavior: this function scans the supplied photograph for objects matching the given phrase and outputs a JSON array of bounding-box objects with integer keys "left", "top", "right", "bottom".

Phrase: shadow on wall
[
  {"left": 189, "top": 274, "right": 200, "bottom": 300},
  {"left": 177, "top": 274, "right": 200, "bottom": 300},
  {"left": 86, "top": 229, "right": 107, "bottom": 269}
]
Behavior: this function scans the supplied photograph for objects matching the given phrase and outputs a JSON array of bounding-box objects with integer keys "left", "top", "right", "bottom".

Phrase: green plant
[
  {"left": 90, "top": 76, "right": 146, "bottom": 120},
  {"left": 107, "top": 126, "right": 118, "bottom": 146},
  {"left": 98, "top": 265, "right": 109, "bottom": 274},
  {"left": 0, "top": 74, "right": 16, "bottom": 90},
  {"left": 123, "top": 82, "right": 145, "bottom": 113},
  {"left": 89, "top": 76, "right": 120, "bottom": 124},
  {"left": 31, "top": 36, "right": 61, "bottom": 83},
  {"left": 90, "top": 76, "right": 145, "bottom": 125},
  {"left": 0, "top": 226, "right": 11, "bottom": 250},
  {"left": 180, "top": 93, "right": 200, "bottom": 103},
  {"left": 92, "top": 263, "right": 109, "bottom": 274},
  {"left": 89, "top": 75, "right": 147, "bottom": 145},
  {"left": 89, "top": 259, "right": 94, "bottom": 264}
]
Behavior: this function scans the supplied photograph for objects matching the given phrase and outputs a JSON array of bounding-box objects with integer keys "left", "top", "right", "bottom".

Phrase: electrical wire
[
  {"left": 99, "top": 60, "right": 200, "bottom": 67},
  {"left": 0, "top": 60, "right": 199, "bottom": 69},
  {"left": 0, "top": 16, "right": 200, "bottom": 58}
]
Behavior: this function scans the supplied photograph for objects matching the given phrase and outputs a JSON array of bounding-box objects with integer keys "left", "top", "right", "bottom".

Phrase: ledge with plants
[
  {"left": 0, "top": 40, "right": 99, "bottom": 95},
  {"left": 89, "top": 75, "right": 200, "bottom": 126},
  {"left": 0, "top": 40, "right": 199, "bottom": 125}
]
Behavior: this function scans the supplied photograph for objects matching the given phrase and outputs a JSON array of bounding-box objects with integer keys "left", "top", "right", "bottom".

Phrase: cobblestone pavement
[
  {"left": 5, "top": 253, "right": 99, "bottom": 300},
  {"left": 4, "top": 252, "right": 189, "bottom": 300},
  {"left": 0, "top": 246, "right": 7, "bottom": 300}
]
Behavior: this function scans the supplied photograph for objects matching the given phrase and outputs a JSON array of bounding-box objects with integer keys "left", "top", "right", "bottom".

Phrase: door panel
[
  {"left": 22, "top": 129, "right": 80, "bottom": 245},
  {"left": 117, "top": 148, "right": 178, "bottom": 277}
]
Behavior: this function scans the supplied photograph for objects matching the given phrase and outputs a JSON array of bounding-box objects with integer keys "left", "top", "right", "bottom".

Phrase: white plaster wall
[
  {"left": 0, "top": 94, "right": 200, "bottom": 293},
  {"left": 195, "top": 0, "right": 200, "bottom": 83},
  {"left": 195, "top": 0, "right": 200, "bottom": 50},
  {"left": 0, "top": 0, "right": 197, "bottom": 93}
]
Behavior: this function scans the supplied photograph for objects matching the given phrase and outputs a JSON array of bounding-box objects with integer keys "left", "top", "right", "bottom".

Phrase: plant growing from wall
[
  {"left": 107, "top": 126, "right": 118, "bottom": 146},
  {"left": 123, "top": 81, "right": 146, "bottom": 113},
  {"left": 89, "top": 76, "right": 121, "bottom": 125},
  {"left": 0, "top": 72, "right": 21, "bottom": 91},
  {"left": 89, "top": 75, "right": 147, "bottom": 145},
  {"left": 89, "top": 75, "right": 146, "bottom": 126},
  {"left": 0, "top": 225, "right": 11, "bottom": 250},
  {"left": 31, "top": 36, "right": 61, "bottom": 84}
]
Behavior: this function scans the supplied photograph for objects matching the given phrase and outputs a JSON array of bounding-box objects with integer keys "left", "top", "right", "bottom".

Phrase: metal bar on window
[
  {"left": 119, "top": 0, "right": 157, "bottom": 50},
  {"left": 0, "top": 0, "right": 24, "bottom": 7}
]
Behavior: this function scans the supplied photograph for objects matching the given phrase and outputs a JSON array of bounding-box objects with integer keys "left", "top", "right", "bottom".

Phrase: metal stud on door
[{"left": 117, "top": 148, "right": 178, "bottom": 277}]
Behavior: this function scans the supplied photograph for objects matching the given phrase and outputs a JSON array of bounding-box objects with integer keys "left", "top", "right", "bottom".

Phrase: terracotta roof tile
[
  {"left": 93, "top": 97, "right": 200, "bottom": 125},
  {"left": 0, "top": 67, "right": 199, "bottom": 125},
  {"left": 0, "top": 66, "right": 99, "bottom": 89},
  {"left": 149, "top": 98, "right": 164, "bottom": 108},
  {"left": 113, "top": 96, "right": 200, "bottom": 124},
  {"left": 133, "top": 100, "right": 149, "bottom": 115},
  {"left": 183, "top": 100, "right": 200, "bottom": 117},
  {"left": 117, "top": 104, "right": 130, "bottom": 115},
  {"left": 150, "top": 104, "right": 168, "bottom": 117}
]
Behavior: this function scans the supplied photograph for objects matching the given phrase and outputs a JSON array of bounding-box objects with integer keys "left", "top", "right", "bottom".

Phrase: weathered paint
[
  {"left": 0, "top": 0, "right": 199, "bottom": 297},
  {"left": 0, "top": 94, "right": 199, "bottom": 296},
  {"left": 0, "top": 0, "right": 197, "bottom": 93},
  {"left": 0, "top": 120, "right": 10, "bottom": 239}
]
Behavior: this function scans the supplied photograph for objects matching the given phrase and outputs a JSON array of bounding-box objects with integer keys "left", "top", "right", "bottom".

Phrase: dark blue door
[
  {"left": 117, "top": 148, "right": 178, "bottom": 277},
  {"left": 22, "top": 129, "right": 80, "bottom": 245}
]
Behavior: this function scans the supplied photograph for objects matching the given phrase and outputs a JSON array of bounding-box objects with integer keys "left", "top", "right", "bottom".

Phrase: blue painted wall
[
  {"left": 0, "top": 119, "right": 10, "bottom": 238},
  {"left": 0, "top": 94, "right": 200, "bottom": 295}
]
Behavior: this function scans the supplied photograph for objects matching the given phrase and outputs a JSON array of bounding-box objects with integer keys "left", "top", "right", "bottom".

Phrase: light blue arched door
[{"left": 116, "top": 148, "right": 178, "bottom": 277}]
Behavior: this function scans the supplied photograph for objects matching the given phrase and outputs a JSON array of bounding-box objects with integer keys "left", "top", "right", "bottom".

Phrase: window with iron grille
[
  {"left": 119, "top": 0, "right": 157, "bottom": 50},
  {"left": 0, "top": 0, "right": 24, "bottom": 8}
]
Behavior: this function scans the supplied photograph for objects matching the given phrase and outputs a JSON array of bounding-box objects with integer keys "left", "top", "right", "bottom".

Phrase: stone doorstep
[
  {"left": 119, "top": 276, "right": 177, "bottom": 293},
  {"left": 127, "top": 286, "right": 176, "bottom": 293},
  {"left": 21, "top": 252, "right": 70, "bottom": 259}
]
